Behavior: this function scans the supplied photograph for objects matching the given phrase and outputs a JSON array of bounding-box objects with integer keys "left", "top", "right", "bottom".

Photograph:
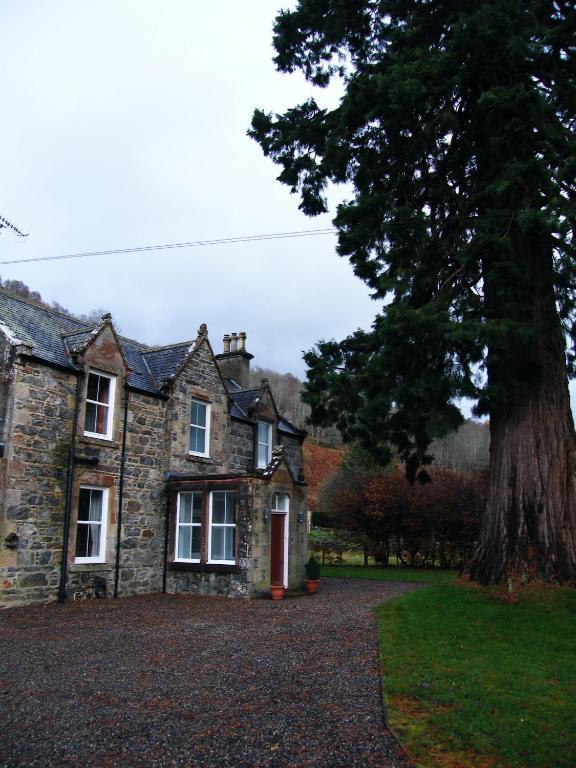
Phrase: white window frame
[
  {"left": 271, "top": 492, "right": 290, "bottom": 588},
  {"left": 84, "top": 369, "right": 116, "bottom": 440},
  {"left": 174, "top": 491, "right": 202, "bottom": 563},
  {"left": 74, "top": 486, "right": 109, "bottom": 564},
  {"left": 208, "top": 490, "right": 236, "bottom": 565},
  {"left": 189, "top": 400, "right": 211, "bottom": 457},
  {"left": 257, "top": 421, "right": 273, "bottom": 469}
]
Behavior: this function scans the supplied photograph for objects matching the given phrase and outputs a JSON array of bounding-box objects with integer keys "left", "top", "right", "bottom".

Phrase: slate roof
[
  {"left": 228, "top": 386, "right": 265, "bottom": 419},
  {"left": 226, "top": 384, "right": 306, "bottom": 437},
  {"left": 143, "top": 343, "right": 192, "bottom": 385},
  {"left": 0, "top": 288, "right": 306, "bottom": 435},
  {"left": 0, "top": 289, "right": 179, "bottom": 394}
]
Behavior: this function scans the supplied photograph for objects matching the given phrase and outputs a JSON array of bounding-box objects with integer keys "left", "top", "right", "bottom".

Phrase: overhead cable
[{"left": 0, "top": 228, "right": 335, "bottom": 266}]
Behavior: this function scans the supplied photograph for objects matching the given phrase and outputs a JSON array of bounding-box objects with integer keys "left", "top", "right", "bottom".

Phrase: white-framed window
[
  {"left": 257, "top": 421, "right": 272, "bottom": 468},
  {"left": 208, "top": 491, "right": 236, "bottom": 564},
  {"left": 175, "top": 491, "right": 202, "bottom": 562},
  {"left": 271, "top": 492, "right": 289, "bottom": 513},
  {"left": 75, "top": 486, "right": 108, "bottom": 563},
  {"left": 189, "top": 400, "right": 210, "bottom": 457},
  {"left": 84, "top": 370, "right": 116, "bottom": 439}
]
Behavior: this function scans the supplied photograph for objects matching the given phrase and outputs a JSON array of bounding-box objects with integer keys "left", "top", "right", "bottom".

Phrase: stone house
[{"left": 0, "top": 289, "right": 307, "bottom": 607}]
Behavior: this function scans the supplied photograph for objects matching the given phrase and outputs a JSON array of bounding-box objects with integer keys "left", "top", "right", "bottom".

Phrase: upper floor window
[
  {"left": 175, "top": 491, "right": 202, "bottom": 562},
  {"left": 84, "top": 370, "right": 116, "bottom": 439},
  {"left": 189, "top": 400, "right": 210, "bottom": 457},
  {"left": 75, "top": 486, "right": 108, "bottom": 563},
  {"left": 208, "top": 491, "right": 236, "bottom": 564},
  {"left": 257, "top": 421, "right": 272, "bottom": 468}
]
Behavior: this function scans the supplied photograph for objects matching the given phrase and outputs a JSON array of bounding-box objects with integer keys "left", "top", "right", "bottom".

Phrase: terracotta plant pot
[
  {"left": 270, "top": 584, "right": 285, "bottom": 601},
  {"left": 306, "top": 579, "right": 319, "bottom": 595}
]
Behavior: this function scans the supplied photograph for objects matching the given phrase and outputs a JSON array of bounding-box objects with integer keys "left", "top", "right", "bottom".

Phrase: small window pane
[
  {"left": 191, "top": 401, "right": 206, "bottom": 428},
  {"left": 78, "top": 489, "right": 102, "bottom": 521},
  {"left": 210, "top": 526, "right": 235, "bottom": 561},
  {"left": 179, "top": 492, "right": 202, "bottom": 524},
  {"left": 189, "top": 425, "right": 206, "bottom": 454},
  {"left": 97, "top": 376, "right": 110, "bottom": 404},
  {"left": 177, "top": 525, "right": 191, "bottom": 558},
  {"left": 89, "top": 490, "right": 103, "bottom": 521},
  {"left": 75, "top": 523, "right": 89, "bottom": 557},
  {"left": 179, "top": 494, "right": 192, "bottom": 524},
  {"left": 87, "top": 373, "right": 99, "bottom": 401},
  {"left": 212, "top": 492, "right": 226, "bottom": 524},
  {"left": 224, "top": 495, "right": 235, "bottom": 524},
  {"left": 258, "top": 422, "right": 268, "bottom": 442},
  {"left": 177, "top": 526, "right": 201, "bottom": 560},
  {"left": 257, "top": 443, "right": 268, "bottom": 467},
  {"left": 85, "top": 402, "right": 97, "bottom": 434},
  {"left": 272, "top": 493, "right": 288, "bottom": 512},
  {"left": 96, "top": 404, "right": 109, "bottom": 436}
]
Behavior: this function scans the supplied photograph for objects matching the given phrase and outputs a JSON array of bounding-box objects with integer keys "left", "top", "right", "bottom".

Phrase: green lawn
[{"left": 322, "top": 564, "right": 576, "bottom": 768}]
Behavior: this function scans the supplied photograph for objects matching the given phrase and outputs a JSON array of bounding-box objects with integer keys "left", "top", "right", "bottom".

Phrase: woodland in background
[
  {"left": 253, "top": 364, "right": 489, "bottom": 469},
  {"left": 0, "top": 275, "right": 115, "bottom": 327}
]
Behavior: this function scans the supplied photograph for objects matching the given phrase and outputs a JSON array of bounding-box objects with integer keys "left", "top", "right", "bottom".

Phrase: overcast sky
[
  {"left": 1, "top": 2, "right": 573, "bottom": 417},
  {"left": 0, "top": 0, "right": 376, "bottom": 377}
]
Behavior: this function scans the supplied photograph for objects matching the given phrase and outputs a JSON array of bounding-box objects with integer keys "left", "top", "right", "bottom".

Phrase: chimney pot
[
  {"left": 230, "top": 333, "right": 238, "bottom": 352},
  {"left": 223, "top": 334, "right": 231, "bottom": 353},
  {"left": 238, "top": 331, "right": 246, "bottom": 352}
]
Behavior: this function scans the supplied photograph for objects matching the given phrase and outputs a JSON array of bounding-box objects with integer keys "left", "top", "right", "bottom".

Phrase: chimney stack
[{"left": 215, "top": 330, "right": 254, "bottom": 389}]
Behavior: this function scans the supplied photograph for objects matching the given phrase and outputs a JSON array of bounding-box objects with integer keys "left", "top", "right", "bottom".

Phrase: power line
[{"left": 0, "top": 228, "right": 335, "bottom": 266}]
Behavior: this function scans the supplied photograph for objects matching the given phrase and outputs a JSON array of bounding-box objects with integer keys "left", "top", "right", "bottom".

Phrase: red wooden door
[{"left": 270, "top": 514, "right": 285, "bottom": 586}]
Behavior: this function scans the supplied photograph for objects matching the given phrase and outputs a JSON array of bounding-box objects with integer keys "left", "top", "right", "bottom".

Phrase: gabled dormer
[{"left": 64, "top": 314, "right": 131, "bottom": 443}]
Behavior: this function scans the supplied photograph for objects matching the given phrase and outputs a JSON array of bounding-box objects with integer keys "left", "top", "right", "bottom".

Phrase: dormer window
[
  {"left": 189, "top": 400, "right": 210, "bottom": 457},
  {"left": 257, "top": 421, "right": 272, "bottom": 468},
  {"left": 84, "top": 370, "right": 116, "bottom": 439}
]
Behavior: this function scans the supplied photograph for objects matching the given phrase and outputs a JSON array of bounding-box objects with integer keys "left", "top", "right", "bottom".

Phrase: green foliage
[
  {"left": 305, "top": 554, "right": 321, "bottom": 580},
  {"left": 250, "top": 1, "right": 576, "bottom": 477}
]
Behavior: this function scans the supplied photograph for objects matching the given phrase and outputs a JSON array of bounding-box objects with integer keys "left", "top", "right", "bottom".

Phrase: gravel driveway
[{"left": 0, "top": 578, "right": 420, "bottom": 768}]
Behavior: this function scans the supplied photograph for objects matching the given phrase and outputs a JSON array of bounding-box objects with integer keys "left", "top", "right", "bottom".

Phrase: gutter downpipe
[
  {"left": 114, "top": 385, "right": 130, "bottom": 598},
  {"left": 59, "top": 371, "right": 83, "bottom": 603},
  {"left": 162, "top": 492, "right": 170, "bottom": 594}
]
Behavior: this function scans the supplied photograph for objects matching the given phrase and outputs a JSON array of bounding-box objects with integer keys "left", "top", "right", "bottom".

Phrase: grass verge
[{"left": 322, "top": 564, "right": 576, "bottom": 768}]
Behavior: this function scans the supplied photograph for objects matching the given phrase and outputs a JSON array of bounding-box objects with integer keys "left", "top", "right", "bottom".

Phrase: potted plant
[
  {"left": 270, "top": 583, "right": 285, "bottom": 600},
  {"left": 305, "top": 555, "right": 321, "bottom": 594}
]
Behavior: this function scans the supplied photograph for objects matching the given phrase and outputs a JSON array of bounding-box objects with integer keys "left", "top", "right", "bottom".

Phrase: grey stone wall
[
  {"left": 0, "top": 333, "right": 16, "bottom": 446},
  {"left": 166, "top": 340, "right": 235, "bottom": 476},
  {"left": 115, "top": 389, "right": 167, "bottom": 596},
  {"left": 227, "top": 418, "right": 254, "bottom": 473},
  {"left": 0, "top": 357, "right": 77, "bottom": 606}
]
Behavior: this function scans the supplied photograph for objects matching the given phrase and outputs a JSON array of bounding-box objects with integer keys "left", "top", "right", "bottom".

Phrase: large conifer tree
[{"left": 250, "top": 1, "right": 576, "bottom": 585}]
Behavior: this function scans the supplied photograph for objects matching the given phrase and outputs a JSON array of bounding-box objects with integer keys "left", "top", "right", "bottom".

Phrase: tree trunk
[{"left": 468, "top": 239, "right": 576, "bottom": 585}]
